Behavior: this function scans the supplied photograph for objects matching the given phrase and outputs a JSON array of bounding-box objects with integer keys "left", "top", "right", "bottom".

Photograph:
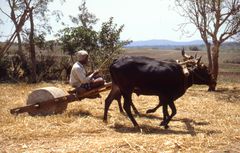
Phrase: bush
[
  {"left": 189, "top": 46, "right": 200, "bottom": 51},
  {"left": 0, "top": 57, "right": 10, "bottom": 81},
  {"left": 0, "top": 53, "right": 72, "bottom": 82}
]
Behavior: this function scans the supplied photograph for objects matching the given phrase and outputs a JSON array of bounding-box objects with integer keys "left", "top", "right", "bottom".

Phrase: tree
[
  {"left": 175, "top": 0, "right": 240, "bottom": 91},
  {"left": 58, "top": 0, "right": 99, "bottom": 64},
  {"left": 0, "top": 0, "right": 63, "bottom": 83},
  {"left": 0, "top": 0, "right": 30, "bottom": 58},
  {"left": 58, "top": 1, "right": 131, "bottom": 77},
  {"left": 23, "top": 0, "right": 57, "bottom": 83},
  {"left": 58, "top": 26, "right": 98, "bottom": 62},
  {"left": 97, "top": 17, "right": 131, "bottom": 71},
  {"left": 0, "top": 0, "right": 25, "bottom": 62},
  {"left": 69, "top": 0, "right": 98, "bottom": 29}
]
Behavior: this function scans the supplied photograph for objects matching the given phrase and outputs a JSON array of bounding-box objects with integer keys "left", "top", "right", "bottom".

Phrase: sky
[{"left": 0, "top": 0, "right": 201, "bottom": 42}]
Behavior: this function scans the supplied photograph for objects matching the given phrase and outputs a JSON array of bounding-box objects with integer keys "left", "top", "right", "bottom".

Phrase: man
[{"left": 69, "top": 50, "right": 105, "bottom": 94}]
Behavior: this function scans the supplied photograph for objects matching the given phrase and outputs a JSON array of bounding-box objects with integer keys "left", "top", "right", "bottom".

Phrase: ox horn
[
  {"left": 181, "top": 48, "right": 191, "bottom": 60},
  {"left": 197, "top": 56, "right": 202, "bottom": 64},
  {"left": 194, "top": 53, "right": 198, "bottom": 59},
  {"left": 181, "top": 48, "right": 186, "bottom": 57}
]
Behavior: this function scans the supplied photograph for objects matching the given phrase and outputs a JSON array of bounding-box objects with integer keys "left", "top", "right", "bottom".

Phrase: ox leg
[
  {"left": 160, "top": 101, "right": 176, "bottom": 129},
  {"left": 131, "top": 102, "right": 140, "bottom": 116},
  {"left": 116, "top": 94, "right": 140, "bottom": 116},
  {"left": 103, "top": 88, "right": 120, "bottom": 122},
  {"left": 146, "top": 96, "right": 162, "bottom": 114},
  {"left": 122, "top": 93, "right": 139, "bottom": 128},
  {"left": 115, "top": 94, "right": 124, "bottom": 113},
  {"left": 160, "top": 103, "right": 170, "bottom": 129},
  {"left": 164, "top": 101, "right": 177, "bottom": 127}
]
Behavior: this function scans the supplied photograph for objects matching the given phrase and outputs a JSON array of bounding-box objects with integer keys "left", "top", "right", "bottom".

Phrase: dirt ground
[
  {"left": 0, "top": 81, "right": 239, "bottom": 153},
  {"left": 0, "top": 49, "right": 240, "bottom": 152}
]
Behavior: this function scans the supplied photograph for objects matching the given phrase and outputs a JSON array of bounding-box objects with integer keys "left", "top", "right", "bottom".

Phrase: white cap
[{"left": 76, "top": 50, "right": 88, "bottom": 61}]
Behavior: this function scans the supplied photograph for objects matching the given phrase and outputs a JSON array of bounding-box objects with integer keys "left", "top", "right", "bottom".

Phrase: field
[{"left": 0, "top": 49, "right": 240, "bottom": 152}]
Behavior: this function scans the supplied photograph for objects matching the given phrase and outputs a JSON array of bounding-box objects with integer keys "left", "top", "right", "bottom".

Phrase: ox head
[{"left": 181, "top": 50, "right": 216, "bottom": 91}]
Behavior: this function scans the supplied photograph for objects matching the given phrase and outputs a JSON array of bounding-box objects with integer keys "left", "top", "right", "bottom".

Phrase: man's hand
[
  {"left": 93, "top": 69, "right": 99, "bottom": 75},
  {"left": 90, "top": 69, "right": 100, "bottom": 79}
]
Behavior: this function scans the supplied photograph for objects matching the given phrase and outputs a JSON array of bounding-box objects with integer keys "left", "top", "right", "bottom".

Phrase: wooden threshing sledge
[{"left": 10, "top": 82, "right": 112, "bottom": 116}]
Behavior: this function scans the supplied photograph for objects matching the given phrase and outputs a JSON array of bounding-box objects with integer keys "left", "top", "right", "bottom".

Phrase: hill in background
[
  {"left": 125, "top": 39, "right": 240, "bottom": 52},
  {"left": 1, "top": 39, "right": 239, "bottom": 52},
  {"left": 126, "top": 39, "right": 204, "bottom": 47}
]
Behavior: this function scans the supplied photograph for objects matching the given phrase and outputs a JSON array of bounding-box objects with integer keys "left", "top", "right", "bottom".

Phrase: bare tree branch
[
  {"left": 175, "top": 0, "right": 240, "bottom": 90},
  {"left": 0, "top": 7, "right": 11, "bottom": 19}
]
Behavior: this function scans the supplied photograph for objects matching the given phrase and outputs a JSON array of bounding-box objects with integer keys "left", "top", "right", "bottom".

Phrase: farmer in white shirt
[{"left": 69, "top": 50, "right": 105, "bottom": 94}]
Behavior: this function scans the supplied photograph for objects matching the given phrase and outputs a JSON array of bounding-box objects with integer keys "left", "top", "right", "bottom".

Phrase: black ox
[{"left": 103, "top": 53, "right": 216, "bottom": 129}]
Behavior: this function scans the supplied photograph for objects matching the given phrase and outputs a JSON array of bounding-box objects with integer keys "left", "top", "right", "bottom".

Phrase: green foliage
[
  {"left": 57, "top": 0, "right": 131, "bottom": 76},
  {"left": 35, "top": 34, "right": 56, "bottom": 52},
  {"left": 69, "top": 0, "right": 98, "bottom": 29},
  {"left": 58, "top": 17, "right": 131, "bottom": 77},
  {"left": 94, "top": 17, "right": 131, "bottom": 75},
  {"left": 58, "top": 27, "right": 98, "bottom": 56},
  {"left": 99, "top": 17, "right": 128, "bottom": 51},
  {"left": 34, "top": 34, "right": 46, "bottom": 50}
]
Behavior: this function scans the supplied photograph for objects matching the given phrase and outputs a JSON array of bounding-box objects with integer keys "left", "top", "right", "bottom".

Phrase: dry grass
[
  {"left": 1, "top": 49, "right": 240, "bottom": 152},
  {"left": 0, "top": 81, "right": 240, "bottom": 153}
]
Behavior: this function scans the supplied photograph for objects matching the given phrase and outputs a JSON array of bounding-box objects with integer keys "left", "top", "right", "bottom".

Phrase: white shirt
[{"left": 69, "top": 62, "right": 93, "bottom": 88}]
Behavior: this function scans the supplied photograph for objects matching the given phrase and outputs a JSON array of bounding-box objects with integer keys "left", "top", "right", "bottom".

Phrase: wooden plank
[
  {"left": 10, "top": 94, "right": 77, "bottom": 115},
  {"left": 10, "top": 82, "right": 112, "bottom": 115}
]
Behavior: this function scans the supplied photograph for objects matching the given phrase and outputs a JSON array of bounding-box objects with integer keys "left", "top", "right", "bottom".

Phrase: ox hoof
[
  {"left": 160, "top": 122, "right": 169, "bottom": 129},
  {"left": 103, "top": 119, "right": 108, "bottom": 124},
  {"left": 120, "top": 111, "right": 125, "bottom": 115},
  {"left": 133, "top": 126, "right": 142, "bottom": 133},
  {"left": 160, "top": 121, "right": 166, "bottom": 126},
  {"left": 134, "top": 111, "right": 141, "bottom": 116}
]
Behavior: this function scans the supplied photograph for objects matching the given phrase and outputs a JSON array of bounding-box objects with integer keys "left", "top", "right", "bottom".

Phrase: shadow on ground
[
  {"left": 67, "top": 109, "right": 92, "bottom": 117},
  {"left": 66, "top": 109, "right": 220, "bottom": 136},
  {"left": 110, "top": 117, "right": 221, "bottom": 136}
]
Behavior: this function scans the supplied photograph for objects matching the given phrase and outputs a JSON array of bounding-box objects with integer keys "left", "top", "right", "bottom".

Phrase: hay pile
[{"left": 0, "top": 82, "right": 239, "bottom": 152}]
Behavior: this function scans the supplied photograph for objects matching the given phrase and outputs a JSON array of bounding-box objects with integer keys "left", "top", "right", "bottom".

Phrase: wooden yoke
[
  {"left": 10, "top": 82, "right": 112, "bottom": 116},
  {"left": 176, "top": 60, "right": 190, "bottom": 76}
]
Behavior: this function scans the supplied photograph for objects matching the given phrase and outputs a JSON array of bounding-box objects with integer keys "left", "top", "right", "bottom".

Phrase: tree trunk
[
  {"left": 11, "top": 3, "right": 25, "bottom": 62},
  {"left": 16, "top": 33, "right": 26, "bottom": 61},
  {"left": 211, "top": 44, "right": 220, "bottom": 90},
  {"left": 205, "top": 42, "right": 212, "bottom": 72},
  {"left": 29, "top": 8, "right": 37, "bottom": 83}
]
